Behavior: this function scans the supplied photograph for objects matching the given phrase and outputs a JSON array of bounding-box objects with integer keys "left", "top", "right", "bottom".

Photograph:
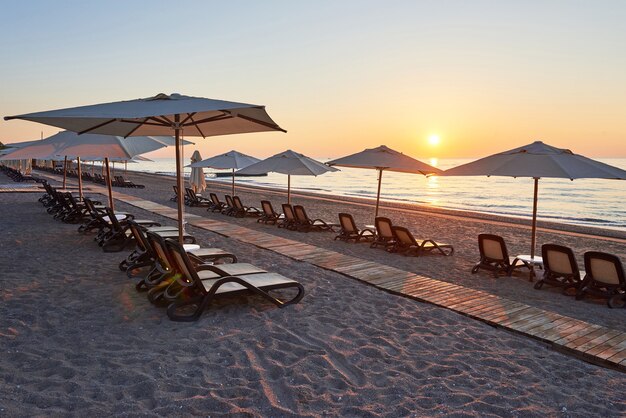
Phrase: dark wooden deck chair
[
  {"left": 208, "top": 193, "right": 227, "bottom": 212},
  {"left": 293, "top": 205, "right": 338, "bottom": 232},
  {"left": 223, "top": 195, "right": 236, "bottom": 216},
  {"left": 232, "top": 196, "right": 261, "bottom": 218},
  {"left": 471, "top": 234, "right": 518, "bottom": 277},
  {"left": 370, "top": 217, "right": 396, "bottom": 249},
  {"left": 185, "top": 187, "right": 211, "bottom": 207},
  {"left": 140, "top": 231, "right": 238, "bottom": 296},
  {"left": 279, "top": 204, "right": 298, "bottom": 230},
  {"left": 116, "top": 175, "right": 144, "bottom": 188},
  {"left": 391, "top": 226, "right": 454, "bottom": 256},
  {"left": 534, "top": 244, "right": 582, "bottom": 293},
  {"left": 165, "top": 239, "right": 305, "bottom": 322},
  {"left": 577, "top": 252, "right": 626, "bottom": 308},
  {"left": 258, "top": 200, "right": 282, "bottom": 224},
  {"left": 335, "top": 213, "right": 375, "bottom": 243}
]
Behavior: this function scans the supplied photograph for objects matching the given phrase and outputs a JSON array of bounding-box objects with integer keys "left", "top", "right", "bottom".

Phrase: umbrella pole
[
  {"left": 62, "top": 155, "right": 68, "bottom": 188},
  {"left": 287, "top": 174, "right": 291, "bottom": 204},
  {"left": 232, "top": 168, "right": 235, "bottom": 196},
  {"left": 530, "top": 177, "right": 539, "bottom": 259},
  {"left": 104, "top": 157, "right": 114, "bottom": 210},
  {"left": 174, "top": 115, "right": 185, "bottom": 244},
  {"left": 77, "top": 156, "right": 83, "bottom": 199},
  {"left": 375, "top": 168, "right": 383, "bottom": 218}
]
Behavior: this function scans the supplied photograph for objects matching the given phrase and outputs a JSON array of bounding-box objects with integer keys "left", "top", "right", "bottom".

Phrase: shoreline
[{"left": 126, "top": 168, "right": 626, "bottom": 241}]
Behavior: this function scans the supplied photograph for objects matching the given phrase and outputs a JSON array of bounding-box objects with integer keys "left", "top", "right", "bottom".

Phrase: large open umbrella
[
  {"left": 237, "top": 149, "right": 338, "bottom": 204},
  {"left": 5, "top": 93, "right": 284, "bottom": 243},
  {"left": 188, "top": 150, "right": 206, "bottom": 193},
  {"left": 443, "top": 140, "right": 626, "bottom": 258},
  {"left": 0, "top": 131, "right": 188, "bottom": 207},
  {"left": 189, "top": 150, "right": 260, "bottom": 196},
  {"left": 327, "top": 145, "right": 442, "bottom": 217}
]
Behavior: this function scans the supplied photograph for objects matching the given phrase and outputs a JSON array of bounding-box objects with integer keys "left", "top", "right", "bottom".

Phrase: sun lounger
[
  {"left": 232, "top": 196, "right": 261, "bottom": 218},
  {"left": 370, "top": 217, "right": 396, "bottom": 249},
  {"left": 101, "top": 207, "right": 161, "bottom": 252},
  {"left": 471, "top": 234, "right": 519, "bottom": 277},
  {"left": 185, "top": 187, "right": 211, "bottom": 207},
  {"left": 223, "top": 195, "right": 236, "bottom": 216},
  {"left": 279, "top": 204, "right": 298, "bottom": 230},
  {"left": 576, "top": 251, "right": 626, "bottom": 308},
  {"left": 534, "top": 244, "right": 582, "bottom": 293},
  {"left": 293, "top": 205, "right": 338, "bottom": 232},
  {"left": 115, "top": 175, "right": 145, "bottom": 188},
  {"left": 257, "top": 200, "right": 283, "bottom": 224},
  {"left": 208, "top": 193, "right": 227, "bottom": 213},
  {"left": 335, "top": 213, "right": 375, "bottom": 243},
  {"left": 170, "top": 185, "right": 179, "bottom": 202},
  {"left": 391, "top": 225, "right": 454, "bottom": 256},
  {"left": 164, "top": 239, "right": 305, "bottom": 322}
]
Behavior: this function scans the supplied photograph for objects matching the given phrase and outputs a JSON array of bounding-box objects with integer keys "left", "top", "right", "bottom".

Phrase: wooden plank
[
  {"left": 530, "top": 319, "right": 586, "bottom": 341},
  {"left": 479, "top": 305, "right": 533, "bottom": 323},
  {"left": 510, "top": 311, "right": 564, "bottom": 333},
  {"left": 552, "top": 324, "right": 604, "bottom": 346},
  {"left": 379, "top": 275, "right": 432, "bottom": 290},
  {"left": 447, "top": 293, "right": 498, "bottom": 311},
  {"left": 470, "top": 300, "right": 528, "bottom": 320},
  {"left": 564, "top": 327, "right": 618, "bottom": 350},
  {"left": 537, "top": 321, "right": 593, "bottom": 343},
  {"left": 585, "top": 333, "right": 626, "bottom": 357},
  {"left": 497, "top": 308, "right": 546, "bottom": 327},
  {"left": 607, "top": 348, "right": 626, "bottom": 365},
  {"left": 368, "top": 271, "right": 421, "bottom": 286}
]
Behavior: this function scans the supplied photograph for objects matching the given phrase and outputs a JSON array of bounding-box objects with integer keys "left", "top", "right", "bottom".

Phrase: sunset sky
[{"left": 1, "top": 1, "right": 625, "bottom": 159}]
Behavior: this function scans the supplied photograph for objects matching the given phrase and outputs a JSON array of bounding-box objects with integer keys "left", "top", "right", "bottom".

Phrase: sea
[{"left": 120, "top": 157, "right": 626, "bottom": 231}]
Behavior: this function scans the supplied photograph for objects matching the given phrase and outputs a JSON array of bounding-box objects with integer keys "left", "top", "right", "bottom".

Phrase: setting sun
[{"left": 428, "top": 134, "right": 441, "bottom": 146}]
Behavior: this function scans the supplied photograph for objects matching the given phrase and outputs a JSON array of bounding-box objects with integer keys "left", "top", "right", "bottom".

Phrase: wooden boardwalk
[{"left": 25, "top": 173, "right": 626, "bottom": 372}]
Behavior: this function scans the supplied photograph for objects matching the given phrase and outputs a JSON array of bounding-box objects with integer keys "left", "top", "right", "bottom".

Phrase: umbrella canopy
[
  {"left": 237, "top": 149, "right": 338, "bottom": 204},
  {"left": 189, "top": 150, "right": 260, "bottom": 196},
  {"left": 4, "top": 93, "right": 285, "bottom": 243},
  {"left": 0, "top": 131, "right": 187, "bottom": 205},
  {"left": 444, "top": 140, "right": 626, "bottom": 258},
  {"left": 327, "top": 145, "right": 442, "bottom": 217},
  {"left": 188, "top": 150, "right": 206, "bottom": 193}
]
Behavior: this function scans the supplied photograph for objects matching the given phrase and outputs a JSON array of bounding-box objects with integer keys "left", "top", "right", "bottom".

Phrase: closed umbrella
[
  {"left": 189, "top": 150, "right": 260, "bottom": 196},
  {"left": 5, "top": 93, "right": 285, "bottom": 243},
  {"left": 188, "top": 150, "right": 206, "bottom": 193},
  {"left": 443, "top": 140, "right": 626, "bottom": 258},
  {"left": 327, "top": 145, "right": 442, "bottom": 217},
  {"left": 237, "top": 149, "right": 338, "bottom": 204}
]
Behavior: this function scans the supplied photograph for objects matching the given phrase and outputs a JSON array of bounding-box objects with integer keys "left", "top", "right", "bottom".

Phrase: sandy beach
[{"left": 1, "top": 169, "right": 625, "bottom": 416}]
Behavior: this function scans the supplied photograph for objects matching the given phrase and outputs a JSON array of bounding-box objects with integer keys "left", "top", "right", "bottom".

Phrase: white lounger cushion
[{"left": 200, "top": 272, "right": 298, "bottom": 295}]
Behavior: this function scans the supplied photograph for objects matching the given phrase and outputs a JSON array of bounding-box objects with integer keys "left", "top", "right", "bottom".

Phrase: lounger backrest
[
  {"left": 375, "top": 217, "right": 394, "bottom": 240},
  {"left": 391, "top": 226, "right": 415, "bottom": 246},
  {"left": 282, "top": 204, "right": 296, "bottom": 221},
  {"left": 185, "top": 188, "right": 194, "bottom": 200},
  {"left": 173, "top": 185, "right": 179, "bottom": 194},
  {"left": 105, "top": 207, "right": 124, "bottom": 232},
  {"left": 165, "top": 239, "right": 203, "bottom": 290},
  {"left": 338, "top": 213, "right": 357, "bottom": 233},
  {"left": 584, "top": 251, "right": 625, "bottom": 286},
  {"left": 225, "top": 195, "right": 234, "bottom": 208},
  {"left": 478, "top": 234, "right": 508, "bottom": 262},
  {"left": 542, "top": 244, "right": 578, "bottom": 276},
  {"left": 233, "top": 196, "right": 244, "bottom": 210},
  {"left": 261, "top": 200, "right": 275, "bottom": 216},
  {"left": 128, "top": 221, "right": 149, "bottom": 252},
  {"left": 293, "top": 205, "right": 309, "bottom": 223},
  {"left": 146, "top": 232, "right": 173, "bottom": 271},
  {"left": 210, "top": 193, "right": 221, "bottom": 206}
]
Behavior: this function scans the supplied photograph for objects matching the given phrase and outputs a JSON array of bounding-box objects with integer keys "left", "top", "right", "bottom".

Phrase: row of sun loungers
[
  {"left": 472, "top": 233, "right": 626, "bottom": 308},
  {"left": 35, "top": 181, "right": 305, "bottom": 322},
  {"left": 34, "top": 164, "right": 145, "bottom": 188},
  {"left": 0, "top": 165, "right": 43, "bottom": 183}
]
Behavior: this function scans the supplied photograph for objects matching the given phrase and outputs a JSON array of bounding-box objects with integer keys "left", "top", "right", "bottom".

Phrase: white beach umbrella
[
  {"left": 443, "top": 140, "right": 626, "bottom": 258},
  {"left": 189, "top": 150, "right": 260, "bottom": 196},
  {"left": 188, "top": 150, "right": 206, "bottom": 193},
  {"left": 237, "top": 149, "right": 338, "bottom": 204},
  {"left": 327, "top": 145, "right": 442, "bottom": 217},
  {"left": 0, "top": 131, "right": 189, "bottom": 205},
  {"left": 5, "top": 93, "right": 285, "bottom": 243}
]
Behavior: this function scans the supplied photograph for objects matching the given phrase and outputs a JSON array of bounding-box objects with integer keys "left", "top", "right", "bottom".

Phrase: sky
[{"left": 1, "top": 0, "right": 625, "bottom": 159}]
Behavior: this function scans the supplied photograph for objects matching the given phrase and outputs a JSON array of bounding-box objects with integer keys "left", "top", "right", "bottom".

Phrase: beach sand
[{"left": 1, "top": 170, "right": 625, "bottom": 416}]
